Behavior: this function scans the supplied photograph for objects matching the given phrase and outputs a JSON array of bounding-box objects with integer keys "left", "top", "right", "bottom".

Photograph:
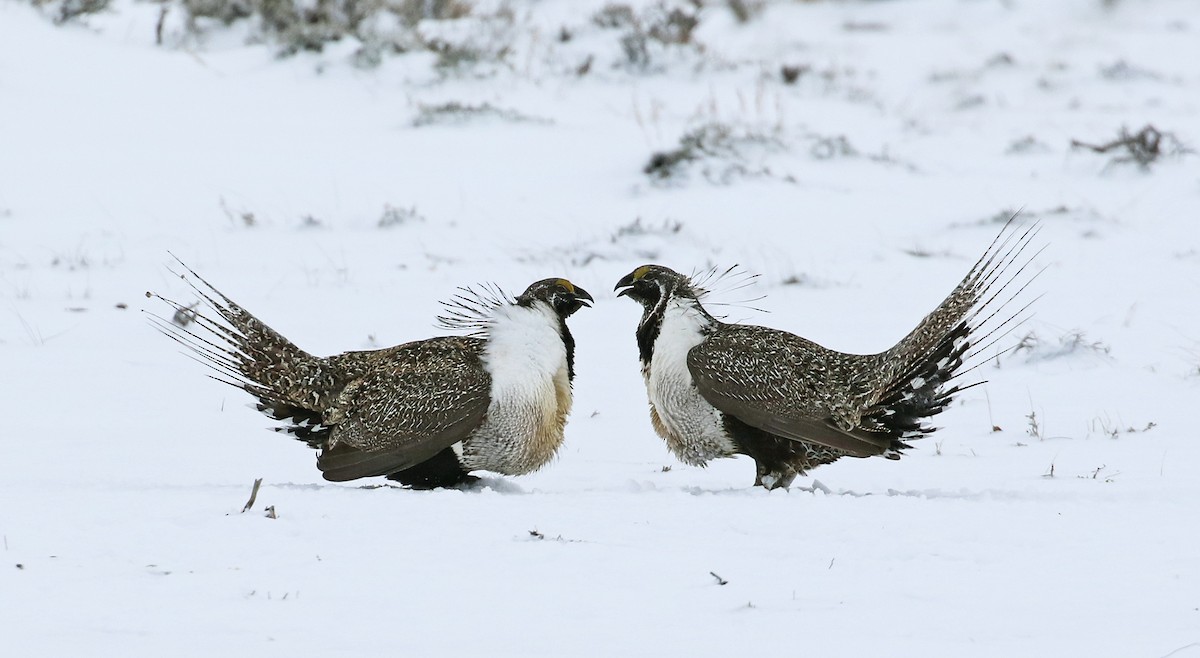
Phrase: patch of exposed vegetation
[
  {"left": 516, "top": 217, "right": 688, "bottom": 268},
  {"left": 219, "top": 197, "right": 257, "bottom": 228},
  {"left": 645, "top": 119, "right": 915, "bottom": 185},
  {"left": 645, "top": 122, "right": 784, "bottom": 184},
  {"left": 33, "top": 0, "right": 732, "bottom": 77},
  {"left": 150, "top": 0, "right": 519, "bottom": 71},
  {"left": 377, "top": 204, "right": 425, "bottom": 227},
  {"left": 179, "top": 0, "right": 464, "bottom": 56},
  {"left": 1098, "top": 59, "right": 1161, "bottom": 81},
  {"left": 809, "top": 134, "right": 857, "bottom": 160},
  {"left": 901, "top": 246, "right": 956, "bottom": 259},
  {"left": 31, "top": 0, "right": 111, "bottom": 24},
  {"left": 1011, "top": 330, "right": 1112, "bottom": 363},
  {"left": 1070, "top": 124, "right": 1190, "bottom": 169},
  {"left": 1006, "top": 135, "right": 1051, "bottom": 155},
  {"left": 610, "top": 217, "right": 683, "bottom": 241},
  {"left": 725, "top": 0, "right": 765, "bottom": 24},
  {"left": 1088, "top": 415, "right": 1157, "bottom": 440},
  {"left": 411, "top": 101, "right": 550, "bottom": 127},
  {"left": 592, "top": 1, "right": 702, "bottom": 71}
]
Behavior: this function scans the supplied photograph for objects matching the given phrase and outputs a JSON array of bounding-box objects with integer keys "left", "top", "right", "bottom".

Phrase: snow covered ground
[{"left": 2, "top": 0, "right": 1198, "bottom": 654}]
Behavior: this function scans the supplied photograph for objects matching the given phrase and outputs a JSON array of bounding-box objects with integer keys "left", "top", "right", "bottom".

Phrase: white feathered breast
[
  {"left": 645, "top": 298, "right": 735, "bottom": 466},
  {"left": 464, "top": 301, "right": 571, "bottom": 474}
]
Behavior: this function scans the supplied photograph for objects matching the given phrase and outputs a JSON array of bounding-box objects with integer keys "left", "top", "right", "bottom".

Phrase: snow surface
[{"left": 2, "top": 0, "right": 1198, "bottom": 655}]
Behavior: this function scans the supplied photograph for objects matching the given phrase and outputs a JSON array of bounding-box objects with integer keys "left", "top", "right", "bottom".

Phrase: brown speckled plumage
[
  {"left": 616, "top": 216, "right": 1041, "bottom": 489},
  {"left": 149, "top": 265, "right": 591, "bottom": 487}
]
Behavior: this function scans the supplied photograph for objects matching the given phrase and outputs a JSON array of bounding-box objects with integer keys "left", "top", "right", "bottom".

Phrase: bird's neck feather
[{"left": 638, "top": 296, "right": 712, "bottom": 365}]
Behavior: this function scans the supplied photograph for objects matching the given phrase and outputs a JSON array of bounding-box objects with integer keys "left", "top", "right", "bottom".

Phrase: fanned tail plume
[
  {"left": 860, "top": 213, "right": 1044, "bottom": 439},
  {"left": 146, "top": 257, "right": 337, "bottom": 447}
]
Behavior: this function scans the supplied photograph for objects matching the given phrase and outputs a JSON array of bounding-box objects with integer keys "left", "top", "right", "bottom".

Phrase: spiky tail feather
[
  {"left": 146, "top": 258, "right": 340, "bottom": 447},
  {"left": 863, "top": 214, "right": 1044, "bottom": 438}
]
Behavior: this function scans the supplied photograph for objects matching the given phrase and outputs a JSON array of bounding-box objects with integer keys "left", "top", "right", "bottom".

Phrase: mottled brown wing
[
  {"left": 686, "top": 325, "right": 892, "bottom": 458},
  {"left": 317, "top": 337, "right": 491, "bottom": 482}
]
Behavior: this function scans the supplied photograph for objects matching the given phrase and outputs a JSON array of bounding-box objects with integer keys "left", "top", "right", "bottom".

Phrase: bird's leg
[
  {"left": 776, "top": 470, "right": 799, "bottom": 490},
  {"left": 385, "top": 447, "right": 474, "bottom": 489},
  {"left": 756, "top": 464, "right": 799, "bottom": 490},
  {"left": 754, "top": 461, "right": 769, "bottom": 488}
]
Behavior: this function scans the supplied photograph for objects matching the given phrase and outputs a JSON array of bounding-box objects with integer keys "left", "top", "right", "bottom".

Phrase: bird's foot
[{"left": 757, "top": 470, "right": 799, "bottom": 491}]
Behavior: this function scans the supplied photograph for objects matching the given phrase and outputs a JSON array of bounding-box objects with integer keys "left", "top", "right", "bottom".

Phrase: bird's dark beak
[
  {"left": 574, "top": 286, "right": 594, "bottom": 308},
  {"left": 614, "top": 272, "right": 636, "bottom": 297}
]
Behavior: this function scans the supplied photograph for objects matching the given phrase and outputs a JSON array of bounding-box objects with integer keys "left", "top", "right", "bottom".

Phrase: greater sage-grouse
[
  {"left": 614, "top": 219, "right": 1039, "bottom": 489},
  {"left": 149, "top": 266, "right": 592, "bottom": 488}
]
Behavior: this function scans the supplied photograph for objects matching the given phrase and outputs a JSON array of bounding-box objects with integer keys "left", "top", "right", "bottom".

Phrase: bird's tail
[
  {"left": 860, "top": 215, "right": 1043, "bottom": 439},
  {"left": 146, "top": 259, "right": 339, "bottom": 447}
]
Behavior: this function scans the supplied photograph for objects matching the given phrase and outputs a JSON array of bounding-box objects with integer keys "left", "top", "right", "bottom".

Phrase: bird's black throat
[{"left": 558, "top": 315, "right": 577, "bottom": 382}]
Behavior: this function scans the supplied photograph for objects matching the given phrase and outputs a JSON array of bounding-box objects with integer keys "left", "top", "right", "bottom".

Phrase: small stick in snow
[
  {"left": 241, "top": 478, "right": 263, "bottom": 513},
  {"left": 1159, "top": 642, "right": 1200, "bottom": 658},
  {"left": 155, "top": 7, "right": 167, "bottom": 46},
  {"left": 264, "top": 505, "right": 277, "bottom": 519},
  {"left": 985, "top": 389, "right": 1001, "bottom": 432},
  {"left": 529, "top": 529, "right": 544, "bottom": 540},
  {"left": 1070, "top": 124, "right": 1190, "bottom": 168},
  {"left": 710, "top": 571, "right": 728, "bottom": 586}
]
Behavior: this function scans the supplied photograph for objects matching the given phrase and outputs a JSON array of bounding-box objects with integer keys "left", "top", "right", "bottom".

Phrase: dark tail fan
[
  {"left": 146, "top": 258, "right": 341, "bottom": 448},
  {"left": 864, "top": 214, "right": 1044, "bottom": 441}
]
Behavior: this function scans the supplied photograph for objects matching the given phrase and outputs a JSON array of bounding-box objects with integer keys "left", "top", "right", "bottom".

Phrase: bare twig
[
  {"left": 155, "top": 6, "right": 167, "bottom": 46},
  {"left": 1160, "top": 642, "right": 1200, "bottom": 658},
  {"left": 985, "top": 389, "right": 1001, "bottom": 432},
  {"left": 1071, "top": 124, "right": 1188, "bottom": 168},
  {"left": 241, "top": 478, "right": 263, "bottom": 513},
  {"left": 710, "top": 571, "right": 728, "bottom": 585}
]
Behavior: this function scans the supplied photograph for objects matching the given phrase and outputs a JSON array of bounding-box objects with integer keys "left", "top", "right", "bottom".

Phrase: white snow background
[{"left": 1, "top": 0, "right": 1198, "bottom": 655}]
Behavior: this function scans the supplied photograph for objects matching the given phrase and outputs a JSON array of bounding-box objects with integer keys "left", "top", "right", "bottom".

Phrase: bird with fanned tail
[
  {"left": 614, "top": 217, "right": 1041, "bottom": 490},
  {"left": 148, "top": 266, "right": 592, "bottom": 488}
]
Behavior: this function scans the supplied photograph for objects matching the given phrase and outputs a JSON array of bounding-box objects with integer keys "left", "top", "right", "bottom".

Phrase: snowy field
[{"left": 2, "top": 0, "right": 1199, "bottom": 654}]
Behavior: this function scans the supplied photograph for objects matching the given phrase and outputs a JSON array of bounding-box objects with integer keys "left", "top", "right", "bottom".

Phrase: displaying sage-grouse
[
  {"left": 614, "top": 219, "right": 1040, "bottom": 489},
  {"left": 149, "top": 265, "right": 592, "bottom": 488}
]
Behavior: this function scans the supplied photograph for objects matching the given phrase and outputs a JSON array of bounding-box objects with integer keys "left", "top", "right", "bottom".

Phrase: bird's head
[
  {"left": 613, "top": 265, "right": 697, "bottom": 311},
  {"left": 517, "top": 278, "right": 594, "bottom": 318}
]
